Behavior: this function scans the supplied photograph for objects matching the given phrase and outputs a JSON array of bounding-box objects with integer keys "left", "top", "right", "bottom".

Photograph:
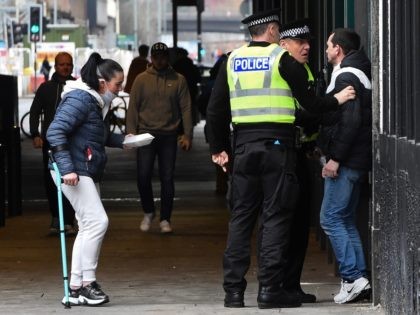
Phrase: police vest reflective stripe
[{"left": 227, "top": 44, "right": 295, "bottom": 124}]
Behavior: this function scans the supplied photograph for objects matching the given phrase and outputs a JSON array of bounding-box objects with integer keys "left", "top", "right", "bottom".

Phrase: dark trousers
[
  {"left": 283, "top": 148, "right": 312, "bottom": 291},
  {"left": 136, "top": 134, "right": 178, "bottom": 222},
  {"left": 223, "top": 140, "right": 298, "bottom": 293},
  {"left": 42, "top": 144, "right": 74, "bottom": 225}
]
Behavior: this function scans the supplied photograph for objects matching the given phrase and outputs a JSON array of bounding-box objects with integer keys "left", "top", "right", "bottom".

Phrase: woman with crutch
[{"left": 47, "top": 52, "right": 128, "bottom": 306}]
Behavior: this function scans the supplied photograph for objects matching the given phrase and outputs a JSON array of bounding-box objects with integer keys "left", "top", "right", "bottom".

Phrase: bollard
[
  {"left": 0, "top": 141, "right": 5, "bottom": 227},
  {"left": 7, "top": 127, "right": 22, "bottom": 217}
]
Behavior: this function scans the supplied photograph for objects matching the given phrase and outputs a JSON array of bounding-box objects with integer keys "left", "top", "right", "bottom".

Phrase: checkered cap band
[
  {"left": 280, "top": 25, "right": 310, "bottom": 39},
  {"left": 247, "top": 15, "right": 279, "bottom": 27}
]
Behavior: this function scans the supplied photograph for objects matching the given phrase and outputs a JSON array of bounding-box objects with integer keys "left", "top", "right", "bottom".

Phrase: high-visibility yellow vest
[
  {"left": 296, "top": 63, "right": 318, "bottom": 143},
  {"left": 295, "top": 63, "right": 314, "bottom": 109},
  {"left": 227, "top": 44, "right": 295, "bottom": 124},
  {"left": 304, "top": 63, "right": 314, "bottom": 85}
]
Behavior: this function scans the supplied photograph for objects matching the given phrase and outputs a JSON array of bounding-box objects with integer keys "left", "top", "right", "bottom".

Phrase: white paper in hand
[{"left": 123, "top": 133, "right": 154, "bottom": 148}]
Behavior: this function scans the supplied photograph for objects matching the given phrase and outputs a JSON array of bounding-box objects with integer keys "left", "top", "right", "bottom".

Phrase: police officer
[
  {"left": 206, "top": 10, "right": 355, "bottom": 309},
  {"left": 278, "top": 19, "right": 319, "bottom": 304}
]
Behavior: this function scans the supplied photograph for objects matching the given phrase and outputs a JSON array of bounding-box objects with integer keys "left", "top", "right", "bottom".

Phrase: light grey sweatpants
[{"left": 51, "top": 172, "right": 109, "bottom": 287}]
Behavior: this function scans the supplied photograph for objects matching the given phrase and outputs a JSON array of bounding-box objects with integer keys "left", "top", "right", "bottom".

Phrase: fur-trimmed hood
[{"left": 62, "top": 78, "right": 105, "bottom": 108}]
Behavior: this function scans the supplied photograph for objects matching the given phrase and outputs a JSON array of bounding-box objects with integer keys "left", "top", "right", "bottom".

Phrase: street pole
[
  {"left": 54, "top": 0, "right": 57, "bottom": 24},
  {"left": 116, "top": 0, "right": 120, "bottom": 34},
  {"left": 133, "top": 0, "right": 138, "bottom": 48},
  {"left": 146, "top": 0, "right": 150, "bottom": 44},
  {"left": 33, "top": 40, "right": 37, "bottom": 93},
  {"left": 197, "top": 7, "right": 202, "bottom": 64},
  {"left": 172, "top": 1, "right": 177, "bottom": 47}
]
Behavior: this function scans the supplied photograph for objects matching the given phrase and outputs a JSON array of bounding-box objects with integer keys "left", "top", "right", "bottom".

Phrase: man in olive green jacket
[{"left": 126, "top": 42, "right": 192, "bottom": 234}]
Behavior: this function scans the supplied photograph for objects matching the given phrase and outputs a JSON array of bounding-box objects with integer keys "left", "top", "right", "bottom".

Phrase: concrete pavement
[
  {"left": 0, "top": 204, "right": 383, "bottom": 315},
  {"left": 0, "top": 119, "right": 384, "bottom": 314}
]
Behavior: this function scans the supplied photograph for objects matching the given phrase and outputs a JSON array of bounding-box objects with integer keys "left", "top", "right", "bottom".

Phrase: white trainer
[
  {"left": 334, "top": 276, "right": 370, "bottom": 304},
  {"left": 140, "top": 213, "right": 155, "bottom": 232},
  {"left": 159, "top": 220, "right": 173, "bottom": 233}
]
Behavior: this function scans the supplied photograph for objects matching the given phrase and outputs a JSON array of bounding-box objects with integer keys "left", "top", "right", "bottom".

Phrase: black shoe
[
  {"left": 49, "top": 217, "right": 60, "bottom": 235},
  {"left": 257, "top": 285, "right": 301, "bottom": 309},
  {"left": 290, "top": 289, "right": 316, "bottom": 303},
  {"left": 61, "top": 287, "right": 81, "bottom": 306},
  {"left": 224, "top": 291, "right": 244, "bottom": 308},
  {"left": 65, "top": 224, "right": 78, "bottom": 237},
  {"left": 79, "top": 281, "right": 109, "bottom": 306},
  {"left": 349, "top": 287, "right": 372, "bottom": 303}
]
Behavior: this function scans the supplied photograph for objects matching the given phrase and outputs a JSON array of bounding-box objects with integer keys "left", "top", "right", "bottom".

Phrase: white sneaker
[
  {"left": 61, "top": 287, "right": 81, "bottom": 306},
  {"left": 159, "top": 220, "right": 173, "bottom": 233},
  {"left": 140, "top": 213, "right": 155, "bottom": 232},
  {"left": 334, "top": 277, "right": 370, "bottom": 304}
]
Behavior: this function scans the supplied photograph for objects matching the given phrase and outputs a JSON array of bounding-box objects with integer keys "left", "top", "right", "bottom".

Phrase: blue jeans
[
  {"left": 136, "top": 134, "right": 178, "bottom": 222},
  {"left": 320, "top": 166, "right": 367, "bottom": 281}
]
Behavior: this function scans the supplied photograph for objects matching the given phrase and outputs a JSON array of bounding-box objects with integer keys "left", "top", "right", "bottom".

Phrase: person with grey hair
[
  {"left": 206, "top": 10, "right": 355, "bottom": 309},
  {"left": 278, "top": 19, "right": 318, "bottom": 304}
]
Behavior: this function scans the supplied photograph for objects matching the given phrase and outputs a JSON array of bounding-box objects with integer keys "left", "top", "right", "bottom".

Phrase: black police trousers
[
  {"left": 283, "top": 147, "right": 313, "bottom": 291},
  {"left": 223, "top": 139, "right": 299, "bottom": 293}
]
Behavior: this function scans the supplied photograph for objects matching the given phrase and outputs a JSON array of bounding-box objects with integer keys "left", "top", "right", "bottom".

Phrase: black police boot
[
  {"left": 257, "top": 285, "right": 301, "bottom": 309},
  {"left": 292, "top": 289, "right": 317, "bottom": 303},
  {"left": 224, "top": 291, "right": 244, "bottom": 308}
]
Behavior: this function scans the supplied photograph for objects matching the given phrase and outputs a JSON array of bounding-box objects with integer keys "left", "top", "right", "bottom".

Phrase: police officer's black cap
[
  {"left": 279, "top": 19, "right": 313, "bottom": 40},
  {"left": 241, "top": 10, "right": 280, "bottom": 28}
]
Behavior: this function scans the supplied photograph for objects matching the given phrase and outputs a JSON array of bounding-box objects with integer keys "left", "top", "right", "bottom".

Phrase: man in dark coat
[
  {"left": 206, "top": 10, "right": 355, "bottom": 309},
  {"left": 318, "top": 28, "right": 372, "bottom": 304},
  {"left": 124, "top": 44, "right": 150, "bottom": 93},
  {"left": 172, "top": 48, "right": 202, "bottom": 126},
  {"left": 278, "top": 19, "right": 318, "bottom": 304},
  {"left": 30, "top": 52, "right": 76, "bottom": 235}
]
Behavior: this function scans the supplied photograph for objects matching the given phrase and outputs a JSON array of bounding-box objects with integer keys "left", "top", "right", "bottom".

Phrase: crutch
[{"left": 48, "top": 150, "right": 71, "bottom": 309}]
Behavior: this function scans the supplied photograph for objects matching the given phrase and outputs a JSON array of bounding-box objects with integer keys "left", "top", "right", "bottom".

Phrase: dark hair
[
  {"left": 249, "top": 23, "right": 270, "bottom": 37},
  {"left": 138, "top": 44, "right": 149, "bottom": 57},
  {"left": 210, "top": 54, "right": 227, "bottom": 80},
  {"left": 80, "top": 52, "right": 123, "bottom": 91},
  {"left": 330, "top": 28, "right": 360, "bottom": 55}
]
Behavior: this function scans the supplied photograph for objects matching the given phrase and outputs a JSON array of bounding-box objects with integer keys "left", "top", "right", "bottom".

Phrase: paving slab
[{"left": 0, "top": 114, "right": 384, "bottom": 314}]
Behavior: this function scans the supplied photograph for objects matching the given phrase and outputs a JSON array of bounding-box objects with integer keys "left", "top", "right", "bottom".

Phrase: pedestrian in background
[
  {"left": 172, "top": 47, "right": 202, "bottom": 126},
  {"left": 30, "top": 52, "right": 77, "bottom": 236},
  {"left": 47, "top": 52, "right": 129, "bottom": 306},
  {"left": 206, "top": 10, "right": 355, "bottom": 309},
  {"left": 319, "top": 28, "right": 372, "bottom": 304},
  {"left": 124, "top": 44, "right": 150, "bottom": 93},
  {"left": 40, "top": 56, "right": 52, "bottom": 82},
  {"left": 197, "top": 53, "right": 229, "bottom": 195},
  {"left": 126, "top": 42, "right": 192, "bottom": 234}
]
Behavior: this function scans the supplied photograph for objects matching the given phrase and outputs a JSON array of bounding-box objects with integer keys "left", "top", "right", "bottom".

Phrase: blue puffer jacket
[{"left": 46, "top": 79, "right": 124, "bottom": 182}]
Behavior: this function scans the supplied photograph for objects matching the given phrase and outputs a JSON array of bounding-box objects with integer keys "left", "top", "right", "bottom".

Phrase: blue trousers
[{"left": 320, "top": 166, "right": 367, "bottom": 281}]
